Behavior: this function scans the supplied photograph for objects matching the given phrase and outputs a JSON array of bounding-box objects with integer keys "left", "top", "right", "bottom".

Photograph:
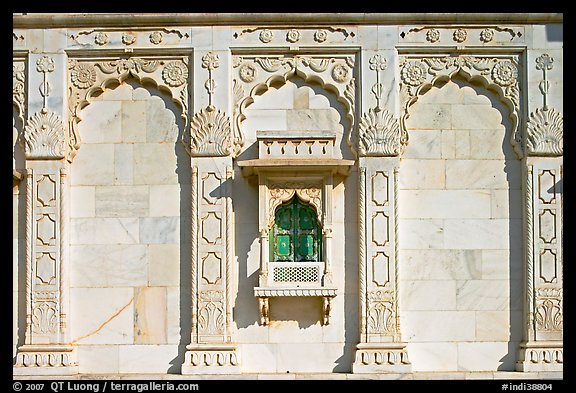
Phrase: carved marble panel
[
  {"left": 202, "top": 252, "right": 222, "bottom": 285},
  {"left": 201, "top": 212, "right": 222, "bottom": 245},
  {"left": 202, "top": 172, "right": 222, "bottom": 205}
]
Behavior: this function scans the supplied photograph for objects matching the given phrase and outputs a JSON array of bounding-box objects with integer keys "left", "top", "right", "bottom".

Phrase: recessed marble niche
[
  {"left": 400, "top": 79, "right": 523, "bottom": 371},
  {"left": 70, "top": 81, "right": 185, "bottom": 361}
]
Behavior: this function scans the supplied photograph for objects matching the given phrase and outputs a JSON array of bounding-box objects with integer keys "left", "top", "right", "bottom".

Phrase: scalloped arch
[
  {"left": 69, "top": 70, "right": 188, "bottom": 162},
  {"left": 401, "top": 67, "right": 521, "bottom": 159},
  {"left": 235, "top": 66, "right": 356, "bottom": 155}
]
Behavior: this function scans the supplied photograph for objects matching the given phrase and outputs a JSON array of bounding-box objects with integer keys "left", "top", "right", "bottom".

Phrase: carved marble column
[
  {"left": 352, "top": 54, "right": 410, "bottom": 371},
  {"left": 517, "top": 53, "right": 563, "bottom": 372},
  {"left": 182, "top": 51, "right": 240, "bottom": 374},
  {"left": 14, "top": 54, "right": 78, "bottom": 375}
]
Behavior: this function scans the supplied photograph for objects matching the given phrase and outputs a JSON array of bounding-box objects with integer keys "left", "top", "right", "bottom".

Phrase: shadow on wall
[{"left": 546, "top": 24, "right": 563, "bottom": 42}]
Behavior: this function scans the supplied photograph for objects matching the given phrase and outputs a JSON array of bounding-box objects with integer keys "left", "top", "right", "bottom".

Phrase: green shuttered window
[{"left": 271, "top": 197, "right": 322, "bottom": 262}]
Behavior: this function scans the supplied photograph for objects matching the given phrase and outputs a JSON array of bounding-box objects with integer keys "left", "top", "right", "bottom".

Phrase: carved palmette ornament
[
  {"left": 367, "top": 290, "right": 396, "bottom": 335},
  {"left": 535, "top": 288, "right": 563, "bottom": 332},
  {"left": 22, "top": 110, "right": 67, "bottom": 159},
  {"left": 198, "top": 290, "right": 225, "bottom": 336},
  {"left": 358, "top": 107, "right": 401, "bottom": 156},
  {"left": 31, "top": 301, "right": 59, "bottom": 334},
  {"left": 527, "top": 107, "right": 563, "bottom": 156},
  {"left": 187, "top": 106, "right": 234, "bottom": 157}
]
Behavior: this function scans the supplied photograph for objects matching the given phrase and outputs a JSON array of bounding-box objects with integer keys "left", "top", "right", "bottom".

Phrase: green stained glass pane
[
  {"left": 271, "top": 197, "right": 322, "bottom": 263},
  {"left": 299, "top": 208, "right": 314, "bottom": 229},
  {"left": 276, "top": 235, "right": 291, "bottom": 256},
  {"left": 299, "top": 235, "right": 314, "bottom": 257},
  {"left": 278, "top": 209, "right": 292, "bottom": 230}
]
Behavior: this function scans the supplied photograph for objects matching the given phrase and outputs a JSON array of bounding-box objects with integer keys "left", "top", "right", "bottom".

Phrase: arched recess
[
  {"left": 398, "top": 54, "right": 522, "bottom": 159},
  {"left": 400, "top": 73, "right": 523, "bottom": 370},
  {"left": 68, "top": 71, "right": 191, "bottom": 371},
  {"left": 67, "top": 55, "right": 190, "bottom": 162},
  {"left": 231, "top": 54, "right": 357, "bottom": 157}
]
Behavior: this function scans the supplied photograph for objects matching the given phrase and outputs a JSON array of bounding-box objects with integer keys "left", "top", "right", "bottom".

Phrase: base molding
[
  {"left": 516, "top": 341, "right": 563, "bottom": 372},
  {"left": 352, "top": 342, "right": 411, "bottom": 373},
  {"left": 181, "top": 344, "right": 241, "bottom": 375},
  {"left": 13, "top": 344, "right": 79, "bottom": 376}
]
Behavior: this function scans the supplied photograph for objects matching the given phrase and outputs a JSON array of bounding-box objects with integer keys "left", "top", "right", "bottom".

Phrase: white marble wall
[
  {"left": 12, "top": 15, "right": 563, "bottom": 376},
  {"left": 400, "top": 79, "right": 523, "bottom": 371}
]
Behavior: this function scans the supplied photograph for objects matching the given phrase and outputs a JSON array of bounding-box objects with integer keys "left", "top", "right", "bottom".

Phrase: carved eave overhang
[{"left": 237, "top": 130, "right": 355, "bottom": 177}]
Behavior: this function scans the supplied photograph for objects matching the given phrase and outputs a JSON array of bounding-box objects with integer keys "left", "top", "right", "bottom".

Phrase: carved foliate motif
[
  {"left": 535, "top": 288, "right": 563, "bottom": 332},
  {"left": 367, "top": 290, "right": 396, "bottom": 335},
  {"left": 22, "top": 110, "right": 67, "bottom": 160},
  {"left": 187, "top": 106, "right": 234, "bottom": 157},
  {"left": 358, "top": 107, "right": 401, "bottom": 156},
  {"left": 198, "top": 290, "right": 225, "bottom": 336},
  {"left": 268, "top": 183, "right": 322, "bottom": 227},
  {"left": 527, "top": 107, "right": 563, "bottom": 156},
  {"left": 13, "top": 62, "right": 26, "bottom": 111}
]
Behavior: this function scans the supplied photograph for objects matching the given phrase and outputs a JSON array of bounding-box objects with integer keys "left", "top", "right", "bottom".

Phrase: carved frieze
[
  {"left": 232, "top": 26, "right": 356, "bottom": 44},
  {"left": 399, "top": 25, "right": 524, "bottom": 44},
  {"left": 399, "top": 54, "right": 522, "bottom": 158},
  {"left": 68, "top": 28, "right": 190, "bottom": 48}
]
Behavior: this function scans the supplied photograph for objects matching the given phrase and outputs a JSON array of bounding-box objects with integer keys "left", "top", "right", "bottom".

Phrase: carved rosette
[
  {"left": 232, "top": 54, "right": 356, "bottom": 154},
  {"left": 358, "top": 107, "right": 402, "bottom": 156},
  {"left": 21, "top": 110, "right": 67, "bottom": 160},
  {"left": 399, "top": 55, "right": 522, "bottom": 158},
  {"left": 67, "top": 56, "right": 189, "bottom": 162},
  {"left": 186, "top": 106, "right": 236, "bottom": 157},
  {"left": 267, "top": 182, "right": 323, "bottom": 227},
  {"left": 526, "top": 107, "right": 563, "bottom": 156}
]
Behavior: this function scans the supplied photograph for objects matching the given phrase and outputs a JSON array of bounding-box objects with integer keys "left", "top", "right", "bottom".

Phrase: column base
[
  {"left": 352, "top": 342, "right": 411, "bottom": 373},
  {"left": 13, "top": 344, "right": 78, "bottom": 376},
  {"left": 181, "top": 344, "right": 241, "bottom": 375},
  {"left": 516, "top": 341, "right": 563, "bottom": 372}
]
